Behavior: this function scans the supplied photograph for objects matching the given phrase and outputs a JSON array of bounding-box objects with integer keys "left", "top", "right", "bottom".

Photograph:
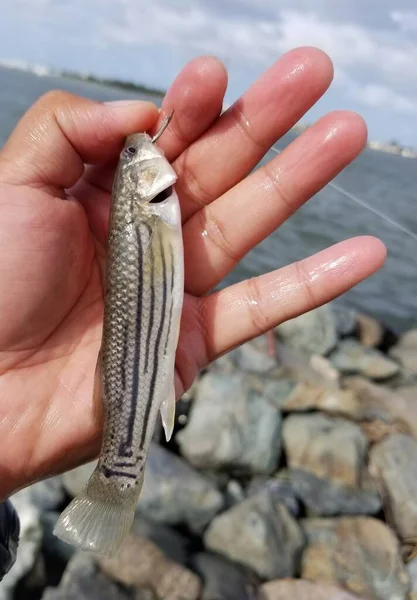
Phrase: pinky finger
[{"left": 199, "top": 236, "right": 386, "bottom": 363}]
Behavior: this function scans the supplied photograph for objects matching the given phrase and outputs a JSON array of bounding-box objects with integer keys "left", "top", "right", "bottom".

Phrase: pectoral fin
[{"left": 160, "top": 387, "right": 176, "bottom": 442}]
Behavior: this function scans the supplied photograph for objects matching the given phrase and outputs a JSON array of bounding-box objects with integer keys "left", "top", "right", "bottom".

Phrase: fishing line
[{"left": 269, "top": 145, "right": 417, "bottom": 243}]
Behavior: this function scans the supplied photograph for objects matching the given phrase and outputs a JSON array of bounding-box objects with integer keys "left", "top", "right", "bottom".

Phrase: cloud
[
  {"left": 390, "top": 9, "right": 417, "bottom": 32},
  {"left": 1, "top": 0, "right": 417, "bottom": 142},
  {"left": 349, "top": 82, "right": 417, "bottom": 115}
]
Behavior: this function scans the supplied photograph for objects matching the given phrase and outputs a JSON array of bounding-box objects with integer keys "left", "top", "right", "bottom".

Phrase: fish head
[{"left": 115, "top": 133, "right": 177, "bottom": 205}]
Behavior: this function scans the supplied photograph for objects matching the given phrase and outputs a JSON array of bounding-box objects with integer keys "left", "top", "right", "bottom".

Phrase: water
[{"left": 0, "top": 66, "right": 416, "bottom": 333}]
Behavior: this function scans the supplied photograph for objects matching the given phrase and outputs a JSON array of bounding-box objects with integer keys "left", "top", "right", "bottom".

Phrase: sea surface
[{"left": 0, "top": 65, "right": 416, "bottom": 333}]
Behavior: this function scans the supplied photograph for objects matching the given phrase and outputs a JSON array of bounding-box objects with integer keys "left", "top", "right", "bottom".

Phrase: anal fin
[{"left": 160, "top": 387, "right": 176, "bottom": 442}]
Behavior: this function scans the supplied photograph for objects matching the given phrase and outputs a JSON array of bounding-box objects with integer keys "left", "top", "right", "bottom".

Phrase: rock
[
  {"left": 132, "top": 515, "right": 189, "bottom": 565},
  {"left": 330, "top": 339, "right": 399, "bottom": 380},
  {"left": 41, "top": 552, "right": 137, "bottom": 599},
  {"left": 301, "top": 517, "right": 409, "bottom": 600},
  {"left": 288, "top": 469, "right": 381, "bottom": 516},
  {"left": 13, "top": 477, "right": 65, "bottom": 512},
  {"left": 282, "top": 414, "right": 367, "bottom": 487},
  {"left": 407, "top": 556, "right": 417, "bottom": 597},
  {"left": 225, "top": 480, "right": 245, "bottom": 507},
  {"left": 274, "top": 305, "right": 337, "bottom": 356},
  {"left": 369, "top": 434, "right": 417, "bottom": 542},
  {"left": 389, "top": 329, "right": 417, "bottom": 380},
  {"left": 332, "top": 304, "right": 357, "bottom": 338},
  {"left": 137, "top": 443, "right": 223, "bottom": 533},
  {"left": 98, "top": 533, "right": 201, "bottom": 600},
  {"left": 273, "top": 380, "right": 360, "bottom": 416},
  {"left": 246, "top": 476, "right": 299, "bottom": 517},
  {"left": 357, "top": 313, "right": 384, "bottom": 348},
  {"left": 62, "top": 461, "right": 96, "bottom": 497},
  {"left": 204, "top": 490, "right": 304, "bottom": 580},
  {"left": 229, "top": 336, "right": 279, "bottom": 373},
  {"left": 344, "top": 377, "right": 417, "bottom": 436},
  {"left": 177, "top": 372, "right": 282, "bottom": 475},
  {"left": 262, "top": 379, "right": 297, "bottom": 409},
  {"left": 260, "top": 579, "right": 362, "bottom": 600},
  {"left": 1, "top": 496, "right": 42, "bottom": 600},
  {"left": 190, "top": 552, "right": 256, "bottom": 600}
]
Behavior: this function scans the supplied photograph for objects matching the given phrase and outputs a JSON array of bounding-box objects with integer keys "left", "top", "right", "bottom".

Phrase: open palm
[{"left": 0, "top": 48, "right": 385, "bottom": 499}]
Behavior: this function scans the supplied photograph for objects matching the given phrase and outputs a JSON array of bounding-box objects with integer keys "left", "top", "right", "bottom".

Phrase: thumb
[{"left": 0, "top": 91, "right": 158, "bottom": 191}]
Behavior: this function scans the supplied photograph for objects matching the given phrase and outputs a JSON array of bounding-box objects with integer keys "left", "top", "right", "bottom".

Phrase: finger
[
  {"left": 174, "top": 47, "right": 334, "bottom": 223},
  {"left": 196, "top": 236, "right": 386, "bottom": 363},
  {"left": 153, "top": 55, "right": 228, "bottom": 161},
  {"left": 0, "top": 92, "right": 158, "bottom": 191},
  {"left": 183, "top": 111, "right": 367, "bottom": 295},
  {"left": 79, "top": 56, "right": 228, "bottom": 196}
]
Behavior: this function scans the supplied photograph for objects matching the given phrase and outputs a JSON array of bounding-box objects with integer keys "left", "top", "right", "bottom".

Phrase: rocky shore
[{"left": 3, "top": 302, "right": 417, "bottom": 600}]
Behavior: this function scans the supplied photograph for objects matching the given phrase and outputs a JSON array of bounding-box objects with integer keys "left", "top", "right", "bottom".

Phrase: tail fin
[{"left": 53, "top": 468, "right": 142, "bottom": 557}]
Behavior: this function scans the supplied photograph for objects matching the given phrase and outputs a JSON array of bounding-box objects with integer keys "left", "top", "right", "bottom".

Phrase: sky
[{"left": 0, "top": 0, "right": 417, "bottom": 145}]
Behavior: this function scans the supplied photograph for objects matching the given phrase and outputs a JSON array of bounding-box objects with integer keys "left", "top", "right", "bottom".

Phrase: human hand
[{"left": 0, "top": 48, "right": 385, "bottom": 498}]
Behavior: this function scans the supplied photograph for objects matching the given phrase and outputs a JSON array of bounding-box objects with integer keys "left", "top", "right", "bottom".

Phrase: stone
[
  {"left": 204, "top": 490, "right": 304, "bottom": 580},
  {"left": 262, "top": 378, "right": 297, "bottom": 409},
  {"left": 190, "top": 552, "right": 256, "bottom": 600},
  {"left": 260, "top": 579, "right": 362, "bottom": 600},
  {"left": 389, "top": 329, "right": 417, "bottom": 380},
  {"left": 330, "top": 339, "right": 399, "bottom": 380},
  {"left": 301, "top": 517, "right": 409, "bottom": 600},
  {"left": 132, "top": 515, "right": 189, "bottom": 565},
  {"left": 357, "top": 313, "right": 384, "bottom": 348},
  {"left": 332, "top": 304, "right": 357, "bottom": 337},
  {"left": 274, "top": 305, "right": 338, "bottom": 356},
  {"left": 369, "top": 434, "right": 417, "bottom": 542},
  {"left": 41, "top": 552, "right": 136, "bottom": 599},
  {"left": 407, "top": 556, "right": 417, "bottom": 598},
  {"left": 13, "top": 477, "right": 65, "bottom": 512},
  {"left": 344, "top": 377, "right": 417, "bottom": 436},
  {"left": 246, "top": 476, "right": 299, "bottom": 517},
  {"left": 273, "top": 380, "right": 360, "bottom": 416},
  {"left": 282, "top": 413, "right": 367, "bottom": 487},
  {"left": 177, "top": 372, "right": 282, "bottom": 475},
  {"left": 288, "top": 469, "right": 381, "bottom": 516},
  {"left": 62, "top": 461, "right": 96, "bottom": 497},
  {"left": 1, "top": 496, "right": 42, "bottom": 600},
  {"left": 98, "top": 533, "right": 201, "bottom": 600},
  {"left": 137, "top": 443, "right": 223, "bottom": 533},
  {"left": 229, "top": 335, "right": 279, "bottom": 374}
]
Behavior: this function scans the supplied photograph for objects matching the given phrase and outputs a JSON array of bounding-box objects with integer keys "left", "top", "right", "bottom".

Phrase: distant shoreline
[
  {"left": 1, "top": 60, "right": 416, "bottom": 156},
  {"left": 60, "top": 69, "right": 165, "bottom": 97},
  {"left": 0, "top": 60, "right": 165, "bottom": 98}
]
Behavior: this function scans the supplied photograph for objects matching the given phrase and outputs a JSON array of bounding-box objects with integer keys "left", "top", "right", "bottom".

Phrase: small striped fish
[{"left": 54, "top": 115, "right": 183, "bottom": 556}]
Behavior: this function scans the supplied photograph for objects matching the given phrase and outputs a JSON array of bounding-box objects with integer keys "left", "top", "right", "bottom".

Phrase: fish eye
[
  {"left": 150, "top": 185, "right": 173, "bottom": 204},
  {"left": 126, "top": 146, "right": 136, "bottom": 155}
]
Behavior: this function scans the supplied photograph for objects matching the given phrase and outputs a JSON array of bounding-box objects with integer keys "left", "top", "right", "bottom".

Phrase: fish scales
[{"left": 53, "top": 116, "right": 183, "bottom": 556}]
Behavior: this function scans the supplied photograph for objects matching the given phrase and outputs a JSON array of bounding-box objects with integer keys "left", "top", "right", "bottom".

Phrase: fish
[{"left": 53, "top": 113, "right": 184, "bottom": 556}]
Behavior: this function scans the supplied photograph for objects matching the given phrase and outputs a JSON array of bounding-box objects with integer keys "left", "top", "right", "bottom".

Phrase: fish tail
[{"left": 53, "top": 468, "right": 142, "bottom": 556}]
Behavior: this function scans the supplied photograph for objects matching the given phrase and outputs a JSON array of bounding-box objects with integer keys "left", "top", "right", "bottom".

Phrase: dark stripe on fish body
[
  {"left": 140, "top": 231, "right": 168, "bottom": 448},
  {"left": 144, "top": 240, "right": 156, "bottom": 373},
  {"left": 101, "top": 466, "right": 138, "bottom": 480},
  {"left": 164, "top": 244, "right": 175, "bottom": 355},
  {"left": 118, "top": 223, "right": 146, "bottom": 457}
]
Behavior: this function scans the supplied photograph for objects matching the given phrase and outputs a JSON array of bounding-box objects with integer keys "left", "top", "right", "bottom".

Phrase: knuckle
[
  {"left": 294, "top": 259, "right": 317, "bottom": 312},
  {"left": 198, "top": 208, "right": 239, "bottom": 265},
  {"left": 176, "top": 153, "right": 214, "bottom": 214},
  {"left": 263, "top": 162, "right": 294, "bottom": 211},
  {"left": 246, "top": 276, "right": 270, "bottom": 335}
]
